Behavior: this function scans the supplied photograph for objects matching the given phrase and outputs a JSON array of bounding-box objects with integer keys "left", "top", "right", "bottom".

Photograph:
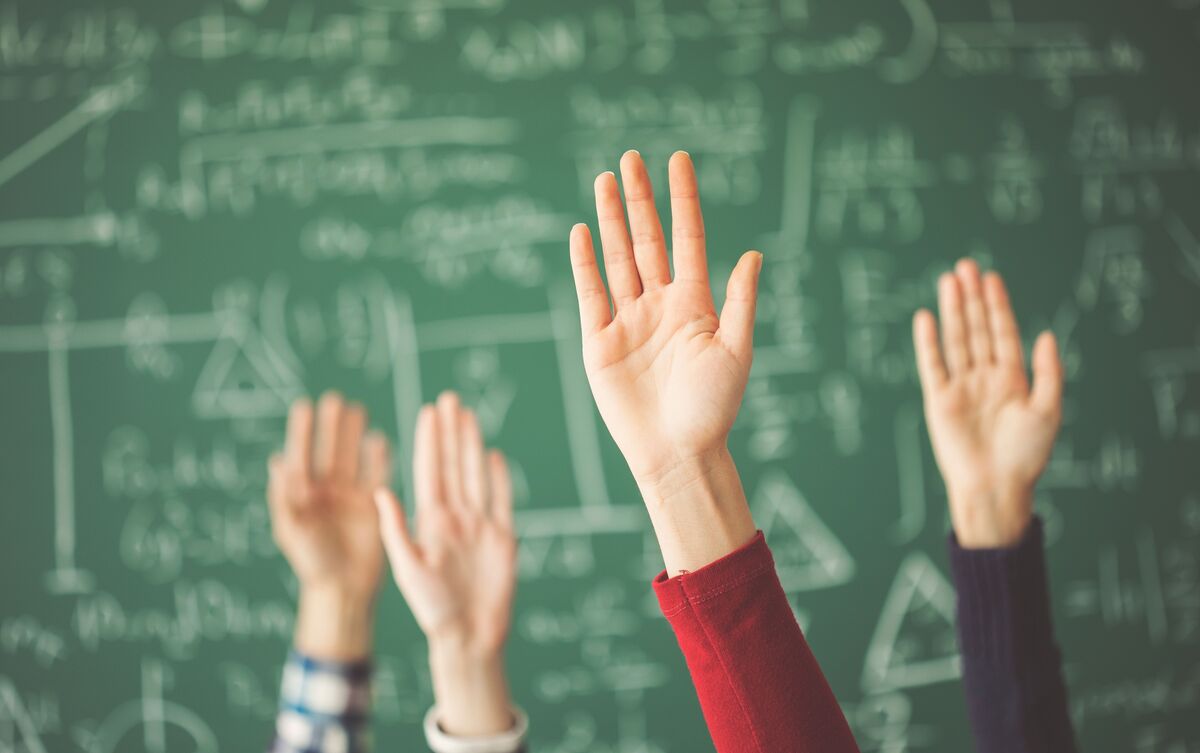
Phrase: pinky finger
[{"left": 487, "top": 450, "right": 514, "bottom": 531}]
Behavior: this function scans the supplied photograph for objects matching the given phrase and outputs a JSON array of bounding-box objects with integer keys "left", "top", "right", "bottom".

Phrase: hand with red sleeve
[{"left": 568, "top": 150, "right": 860, "bottom": 753}]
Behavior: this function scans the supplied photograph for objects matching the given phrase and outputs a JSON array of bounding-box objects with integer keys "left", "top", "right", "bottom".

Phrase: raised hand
[
  {"left": 374, "top": 391, "right": 517, "bottom": 736},
  {"left": 913, "top": 259, "right": 1063, "bottom": 549},
  {"left": 570, "top": 150, "right": 762, "bottom": 483},
  {"left": 570, "top": 150, "right": 759, "bottom": 574},
  {"left": 268, "top": 392, "right": 390, "bottom": 659}
]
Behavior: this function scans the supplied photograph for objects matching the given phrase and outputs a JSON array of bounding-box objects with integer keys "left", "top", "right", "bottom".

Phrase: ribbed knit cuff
[{"left": 948, "top": 517, "right": 1059, "bottom": 666}]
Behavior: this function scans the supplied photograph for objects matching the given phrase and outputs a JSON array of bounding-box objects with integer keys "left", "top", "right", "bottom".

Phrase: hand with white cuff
[{"left": 374, "top": 391, "right": 524, "bottom": 748}]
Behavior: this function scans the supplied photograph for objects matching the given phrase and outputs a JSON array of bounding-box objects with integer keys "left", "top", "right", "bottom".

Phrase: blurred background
[{"left": 1, "top": 0, "right": 1198, "bottom": 750}]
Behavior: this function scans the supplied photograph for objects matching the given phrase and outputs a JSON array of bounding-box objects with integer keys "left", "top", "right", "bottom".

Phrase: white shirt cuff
[{"left": 423, "top": 705, "right": 528, "bottom": 753}]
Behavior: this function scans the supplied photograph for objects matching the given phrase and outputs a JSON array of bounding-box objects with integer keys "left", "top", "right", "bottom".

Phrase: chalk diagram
[
  {"left": 861, "top": 552, "right": 960, "bottom": 692},
  {"left": 752, "top": 470, "right": 856, "bottom": 591}
]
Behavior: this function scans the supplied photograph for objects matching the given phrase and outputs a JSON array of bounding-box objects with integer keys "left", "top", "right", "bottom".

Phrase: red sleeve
[{"left": 653, "top": 532, "right": 860, "bottom": 753}]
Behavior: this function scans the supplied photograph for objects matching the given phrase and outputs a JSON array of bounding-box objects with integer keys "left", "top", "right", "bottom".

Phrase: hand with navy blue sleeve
[{"left": 913, "top": 259, "right": 1078, "bottom": 753}]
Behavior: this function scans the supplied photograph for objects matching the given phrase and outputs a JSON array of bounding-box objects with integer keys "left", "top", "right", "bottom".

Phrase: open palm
[
  {"left": 569, "top": 151, "right": 763, "bottom": 484},
  {"left": 268, "top": 392, "right": 390, "bottom": 600},
  {"left": 913, "top": 259, "right": 1063, "bottom": 548},
  {"left": 375, "top": 392, "right": 516, "bottom": 655}
]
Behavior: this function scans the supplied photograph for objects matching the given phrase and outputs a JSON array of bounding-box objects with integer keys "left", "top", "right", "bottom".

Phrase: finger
[
  {"left": 668, "top": 151, "right": 709, "bottom": 283},
  {"left": 569, "top": 223, "right": 612, "bottom": 335},
  {"left": 375, "top": 487, "right": 419, "bottom": 573},
  {"left": 460, "top": 408, "right": 487, "bottom": 514},
  {"left": 619, "top": 150, "right": 671, "bottom": 289},
  {"left": 284, "top": 398, "right": 314, "bottom": 478},
  {"left": 1029, "top": 331, "right": 1064, "bottom": 421},
  {"left": 412, "top": 405, "right": 442, "bottom": 530},
  {"left": 487, "top": 450, "right": 514, "bottom": 532},
  {"left": 269, "top": 452, "right": 310, "bottom": 514},
  {"left": 956, "top": 258, "right": 993, "bottom": 366},
  {"left": 912, "top": 309, "right": 949, "bottom": 392},
  {"left": 314, "top": 391, "right": 344, "bottom": 480},
  {"left": 267, "top": 452, "right": 289, "bottom": 515},
  {"left": 938, "top": 273, "right": 970, "bottom": 374},
  {"left": 436, "top": 391, "right": 465, "bottom": 510},
  {"left": 983, "top": 272, "right": 1024, "bottom": 369},
  {"left": 717, "top": 251, "right": 762, "bottom": 361},
  {"left": 334, "top": 401, "right": 366, "bottom": 482},
  {"left": 594, "top": 170, "right": 642, "bottom": 309},
  {"left": 362, "top": 431, "right": 391, "bottom": 491}
]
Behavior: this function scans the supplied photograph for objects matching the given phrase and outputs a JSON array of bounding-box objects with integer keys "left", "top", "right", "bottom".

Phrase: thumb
[
  {"left": 374, "top": 487, "right": 418, "bottom": 574},
  {"left": 1029, "top": 331, "right": 1063, "bottom": 421},
  {"left": 718, "top": 251, "right": 763, "bottom": 360}
]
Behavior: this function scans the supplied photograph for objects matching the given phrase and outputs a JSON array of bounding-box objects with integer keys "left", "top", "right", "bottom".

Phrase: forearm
[
  {"left": 428, "top": 637, "right": 514, "bottom": 737},
  {"left": 270, "top": 587, "right": 375, "bottom": 753},
  {"left": 950, "top": 518, "right": 1078, "bottom": 753},
  {"left": 637, "top": 447, "right": 757, "bottom": 576},
  {"left": 293, "top": 586, "right": 375, "bottom": 661}
]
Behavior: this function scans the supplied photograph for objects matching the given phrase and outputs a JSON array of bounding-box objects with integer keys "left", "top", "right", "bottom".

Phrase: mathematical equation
[{"left": 2, "top": 0, "right": 1199, "bottom": 751}]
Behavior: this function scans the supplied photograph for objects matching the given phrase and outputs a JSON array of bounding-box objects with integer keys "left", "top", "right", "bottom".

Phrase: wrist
[
  {"left": 428, "top": 635, "right": 513, "bottom": 736},
  {"left": 946, "top": 481, "right": 1034, "bottom": 549},
  {"left": 294, "top": 585, "right": 375, "bottom": 662},
  {"left": 636, "top": 446, "right": 757, "bottom": 576}
]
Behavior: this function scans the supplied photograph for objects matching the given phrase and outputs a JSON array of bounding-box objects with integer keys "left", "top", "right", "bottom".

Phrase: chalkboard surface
[{"left": 2, "top": 1, "right": 1199, "bottom": 750}]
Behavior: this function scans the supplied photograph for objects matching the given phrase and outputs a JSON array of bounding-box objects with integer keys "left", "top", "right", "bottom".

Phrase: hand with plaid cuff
[
  {"left": 267, "top": 391, "right": 391, "bottom": 751},
  {"left": 375, "top": 392, "right": 524, "bottom": 749},
  {"left": 269, "top": 391, "right": 390, "bottom": 662}
]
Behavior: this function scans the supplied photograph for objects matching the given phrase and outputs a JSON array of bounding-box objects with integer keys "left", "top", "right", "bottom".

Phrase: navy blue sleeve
[{"left": 948, "top": 517, "right": 1079, "bottom": 753}]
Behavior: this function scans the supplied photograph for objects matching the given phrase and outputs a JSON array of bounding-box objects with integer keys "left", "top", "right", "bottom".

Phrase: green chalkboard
[{"left": 2, "top": 0, "right": 1199, "bottom": 750}]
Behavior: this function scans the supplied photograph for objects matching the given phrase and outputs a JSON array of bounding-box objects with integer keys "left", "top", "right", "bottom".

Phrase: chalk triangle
[
  {"left": 193, "top": 324, "right": 301, "bottom": 418},
  {"left": 861, "top": 552, "right": 961, "bottom": 692},
  {"left": 753, "top": 471, "right": 855, "bottom": 591}
]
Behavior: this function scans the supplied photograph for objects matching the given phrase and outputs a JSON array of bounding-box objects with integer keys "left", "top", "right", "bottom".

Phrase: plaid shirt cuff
[{"left": 270, "top": 650, "right": 372, "bottom": 753}]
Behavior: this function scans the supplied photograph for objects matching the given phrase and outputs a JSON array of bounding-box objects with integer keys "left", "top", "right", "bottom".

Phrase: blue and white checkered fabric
[{"left": 270, "top": 651, "right": 372, "bottom": 753}]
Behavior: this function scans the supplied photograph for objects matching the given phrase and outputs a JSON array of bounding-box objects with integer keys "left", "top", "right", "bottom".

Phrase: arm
[
  {"left": 568, "top": 150, "right": 859, "bottom": 753},
  {"left": 375, "top": 392, "right": 527, "bottom": 753},
  {"left": 913, "top": 260, "right": 1078, "bottom": 753},
  {"left": 267, "top": 393, "right": 390, "bottom": 752}
]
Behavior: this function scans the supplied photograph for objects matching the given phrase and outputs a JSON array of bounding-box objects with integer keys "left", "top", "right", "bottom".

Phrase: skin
[
  {"left": 268, "top": 391, "right": 517, "bottom": 737},
  {"left": 569, "top": 150, "right": 761, "bottom": 575},
  {"left": 375, "top": 391, "right": 517, "bottom": 737},
  {"left": 267, "top": 391, "right": 390, "bottom": 661},
  {"left": 912, "top": 259, "right": 1064, "bottom": 549}
]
